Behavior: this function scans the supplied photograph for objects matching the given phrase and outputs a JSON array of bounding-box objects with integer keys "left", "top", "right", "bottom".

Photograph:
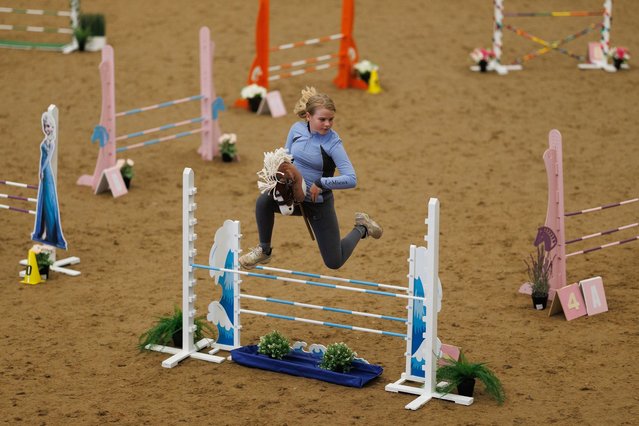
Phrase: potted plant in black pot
[
  {"left": 218, "top": 133, "right": 238, "bottom": 162},
  {"left": 608, "top": 46, "right": 630, "bottom": 70},
  {"left": 524, "top": 245, "right": 553, "bottom": 310},
  {"left": 81, "top": 13, "right": 107, "bottom": 52},
  {"left": 241, "top": 84, "right": 267, "bottom": 113},
  {"left": 436, "top": 352, "right": 505, "bottom": 405},
  {"left": 34, "top": 247, "right": 54, "bottom": 280},
  {"left": 470, "top": 48, "right": 496, "bottom": 72},
  {"left": 138, "top": 306, "right": 215, "bottom": 351},
  {"left": 353, "top": 59, "right": 377, "bottom": 84},
  {"left": 119, "top": 159, "right": 134, "bottom": 189},
  {"left": 73, "top": 25, "right": 90, "bottom": 52}
]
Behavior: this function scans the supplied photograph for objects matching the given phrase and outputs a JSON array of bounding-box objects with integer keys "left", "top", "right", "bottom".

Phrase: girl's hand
[{"left": 310, "top": 183, "right": 322, "bottom": 202}]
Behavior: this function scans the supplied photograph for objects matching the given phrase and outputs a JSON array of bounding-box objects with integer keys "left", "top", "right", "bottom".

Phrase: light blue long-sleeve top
[{"left": 284, "top": 121, "right": 356, "bottom": 203}]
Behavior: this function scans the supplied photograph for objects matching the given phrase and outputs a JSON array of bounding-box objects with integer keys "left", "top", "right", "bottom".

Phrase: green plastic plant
[
  {"left": 525, "top": 245, "right": 554, "bottom": 297},
  {"left": 73, "top": 26, "right": 90, "bottom": 51},
  {"left": 137, "top": 306, "right": 215, "bottom": 351},
  {"left": 436, "top": 352, "right": 505, "bottom": 404},
  {"left": 79, "top": 13, "right": 106, "bottom": 37},
  {"left": 319, "top": 342, "right": 355, "bottom": 373},
  {"left": 120, "top": 159, "right": 135, "bottom": 179},
  {"left": 35, "top": 251, "right": 53, "bottom": 269},
  {"left": 257, "top": 330, "right": 290, "bottom": 359}
]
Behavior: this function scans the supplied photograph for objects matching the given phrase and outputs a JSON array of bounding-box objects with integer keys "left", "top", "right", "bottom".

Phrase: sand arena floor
[{"left": 1, "top": 1, "right": 638, "bottom": 424}]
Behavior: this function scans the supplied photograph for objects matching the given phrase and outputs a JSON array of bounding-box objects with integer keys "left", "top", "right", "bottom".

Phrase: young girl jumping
[{"left": 239, "top": 86, "right": 382, "bottom": 270}]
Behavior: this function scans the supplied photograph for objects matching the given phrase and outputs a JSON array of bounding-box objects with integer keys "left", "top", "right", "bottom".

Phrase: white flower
[
  {"left": 218, "top": 133, "right": 237, "bottom": 145},
  {"left": 125, "top": 158, "right": 135, "bottom": 167},
  {"left": 241, "top": 84, "right": 267, "bottom": 99},
  {"left": 354, "top": 59, "right": 377, "bottom": 74}
]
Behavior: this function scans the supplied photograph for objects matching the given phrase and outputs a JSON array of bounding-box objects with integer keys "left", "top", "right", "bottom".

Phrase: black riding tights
[{"left": 255, "top": 192, "right": 364, "bottom": 270}]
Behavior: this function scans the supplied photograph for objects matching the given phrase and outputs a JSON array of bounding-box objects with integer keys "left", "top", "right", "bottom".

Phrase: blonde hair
[{"left": 293, "top": 86, "right": 336, "bottom": 119}]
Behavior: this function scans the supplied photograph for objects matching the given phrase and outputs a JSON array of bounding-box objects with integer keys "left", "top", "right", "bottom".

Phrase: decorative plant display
[
  {"left": 608, "top": 46, "right": 630, "bottom": 70},
  {"left": 319, "top": 342, "right": 356, "bottom": 373},
  {"left": 257, "top": 330, "right": 291, "bottom": 359},
  {"left": 470, "top": 48, "right": 496, "bottom": 72},
  {"left": 353, "top": 59, "right": 378, "bottom": 84},
  {"left": 218, "top": 133, "right": 237, "bottom": 162},
  {"left": 436, "top": 352, "right": 505, "bottom": 405},
  {"left": 119, "top": 158, "right": 134, "bottom": 188},
  {"left": 33, "top": 245, "right": 54, "bottom": 279},
  {"left": 524, "top": 245, "right": 553, "bottom": 309},
  {"left": 241, "top": 84, "right": 267, "bottom": 112},
  {"left": 78, "top": 13, "right": 107, "bottom": 52},
  {"left": 137, "top": 306, "right": 215, "bottom": 351},
  {"left": 73, "top": 25, "right": 90, "bottom": 51}
]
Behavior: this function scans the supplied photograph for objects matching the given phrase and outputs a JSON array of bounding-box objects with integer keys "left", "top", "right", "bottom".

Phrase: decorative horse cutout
[
  {"left": 534, "top": 226, "right": 557, "bottom": 251},
  {"left": 257, "top": 148, "right": 314, "bottom": 239}
]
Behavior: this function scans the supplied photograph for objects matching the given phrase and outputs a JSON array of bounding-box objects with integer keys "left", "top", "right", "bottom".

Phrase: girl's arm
[{"left": 315, "top": 140, "right": 357, "bottom": 190}]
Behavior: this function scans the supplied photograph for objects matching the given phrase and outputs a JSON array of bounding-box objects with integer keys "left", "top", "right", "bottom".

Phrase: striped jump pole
[
  {"left": 76, "top": 26, "right": 223, "bottom": 196},
  {"left": 484, "top": 0, "right": 616, "bottom": 74},
  {"left": 0, "top": 180, "right": 38, "bottom": 215},
  {"left": 0, "top": 180, "right": 38, "bottom": 190},
  {"left": 236, "top": 0, "right": 365, "bottom": 108},
  {"left": 508, "top": 22, "right": 602, "bottom": 65},
  {"left": 148, "top": 168, "right": 472, "bottom": 410},
  {"left": 537, "top": 129, "right": 637, "bottom": 298},
  {"left": 0, "top": 0, "right": 79, "bottom": 52}
]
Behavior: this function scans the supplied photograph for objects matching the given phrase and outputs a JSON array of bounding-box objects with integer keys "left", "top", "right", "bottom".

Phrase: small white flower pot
[{"left": 85, "top": 36, "right": 107, "bottom": 52}]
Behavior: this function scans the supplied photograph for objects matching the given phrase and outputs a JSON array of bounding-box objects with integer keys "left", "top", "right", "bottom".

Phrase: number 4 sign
[{"left": 548, "top": 276, "right": 608, "bottom": 321}]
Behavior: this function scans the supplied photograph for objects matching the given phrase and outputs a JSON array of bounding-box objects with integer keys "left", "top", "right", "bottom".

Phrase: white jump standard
[{"left": 147, "top": 167, "right": 472, "bottom": 410}]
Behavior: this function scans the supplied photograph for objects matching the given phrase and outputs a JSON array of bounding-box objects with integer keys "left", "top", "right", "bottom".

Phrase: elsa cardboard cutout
[{"left": 31, "top": 108, "right": 67, "bottom": 250}]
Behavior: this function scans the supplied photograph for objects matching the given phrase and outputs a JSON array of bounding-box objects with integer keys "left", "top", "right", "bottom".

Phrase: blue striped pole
[
  {"left": 116, "top": 128, "right": 203, "bottom": 153},
  {"left": 241, "top": 293, "right": 407, "bottom": 323},
  {"left": 255, "top": 265, "right": 407, "bottom": 291},
  {"left": 116, "top": 95, "right": 203, "bottom": 117},
  {"left": 116, "top": 117, "right": 204, "bottom": 142},
  {"left": 241, "top": 308, "right": 407, "bottom": 338},
  {"left": 194, "top": 264, "right": 426, "bottom": 301}
]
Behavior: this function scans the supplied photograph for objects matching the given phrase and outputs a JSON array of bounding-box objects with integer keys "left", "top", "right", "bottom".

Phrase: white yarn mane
[{"left": 257, "top": 147, "right": 293, "bottom": 194}]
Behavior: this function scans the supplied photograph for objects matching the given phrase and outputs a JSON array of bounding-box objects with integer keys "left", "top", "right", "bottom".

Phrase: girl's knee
[{"left": 322, "top": 258, "right": 343, "bottom": 270}]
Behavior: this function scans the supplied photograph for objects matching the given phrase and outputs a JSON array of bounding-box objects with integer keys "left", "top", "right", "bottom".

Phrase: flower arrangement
[
  {"left": 120, "top": 158, "right": 134, "bottom": 179},
  {"left": 32, "top": 244, "right": 54, "bottom": 278},
  {"left": 319, "top": 342, "right": 356, "bottom": 373},
  {"left": 138, "top": 306, "right": 215, "bottom": 351},
  {"left": 608, "top": 46, "right": 630, "bottom": 70},
  {"left": 470, "top": 48, "right": 496, "bottom": 64},
  {"left": 257, "top": 330, "right": 291, "bottom": 359},
  {"left": 353, "top": 59, "right": 378, "bottom": 83},
  {"left": 119, "top": 158, "right": 134, "bottom": 188},
  {"left": 218, "top": 133, "right": 237, "bottom": 161},
  {"left": 241, "top": 84, "right": 267, "bottom": 100},
  {"left": 241, "top": 84, "right": 267, "bottom": 112}
]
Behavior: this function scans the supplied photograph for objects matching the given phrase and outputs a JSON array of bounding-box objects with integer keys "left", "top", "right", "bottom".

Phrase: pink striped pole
[
  {"left": 565, "top": 198, "right": 638, "bottom": 217},
  {"left": 566, "top": 223, "right": 638, "bottom": 244},
  {"left": 567, "top": 236, "right": 639, "bottom": 257}
]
